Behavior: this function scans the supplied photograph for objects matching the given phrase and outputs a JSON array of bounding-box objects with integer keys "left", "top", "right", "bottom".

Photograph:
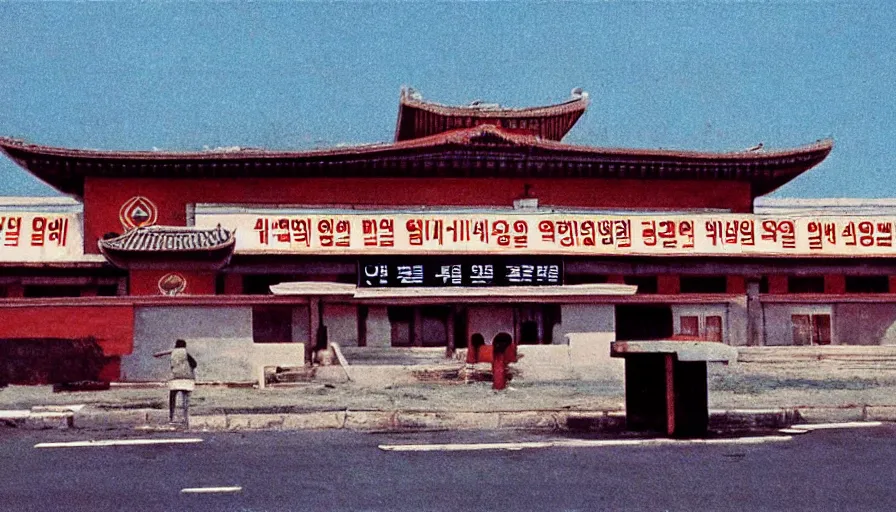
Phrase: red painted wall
[
  {"left": 0, "top": 305, "right": 134, "bottom": 357},
  {"left": 129, "top": 270, "right": 217, "bottom": 296},
  {"left": 82, "top": 177, "right": 753, "bottom": 253}
]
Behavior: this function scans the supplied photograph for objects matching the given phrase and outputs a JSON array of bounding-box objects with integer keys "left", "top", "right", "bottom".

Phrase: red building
[{"left": 4, "top": 87, "right": 884, "bottom": 385}]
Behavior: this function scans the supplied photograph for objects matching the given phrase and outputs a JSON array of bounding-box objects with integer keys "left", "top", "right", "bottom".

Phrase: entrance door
[{"left": 615, "top": 305, "right": 674, "bottom": 341}]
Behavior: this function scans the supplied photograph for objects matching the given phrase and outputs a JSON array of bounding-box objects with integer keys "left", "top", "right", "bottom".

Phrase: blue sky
[{"left": 1, "top": 1, "right": 893, "bottom": 198}]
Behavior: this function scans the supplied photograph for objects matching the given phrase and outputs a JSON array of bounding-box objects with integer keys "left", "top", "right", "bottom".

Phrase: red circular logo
[
  {"left": 158, "top": 273, "right": 187, "bottom": 296},
  {"left": 119, "top": 196, "right": 158, "bottom": 230}
]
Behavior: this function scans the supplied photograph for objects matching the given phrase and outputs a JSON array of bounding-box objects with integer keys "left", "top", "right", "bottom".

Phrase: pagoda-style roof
[
  {"left": 0, "top": 125, "right": 832, "bottom": 198},
  {"left": 395, "top": 87, "right": 589, "bottom": 142},
  {"left": 97, "top": 224, "right": 235, "bottom": 270}
]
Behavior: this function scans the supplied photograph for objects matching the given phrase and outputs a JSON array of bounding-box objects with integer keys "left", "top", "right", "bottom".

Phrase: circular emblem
[
  {"left": 158, "top": 273, "right": 187, "bottom": 296},
  {"left": 119, "top": 196, "right": 158, "bottom": 230}
]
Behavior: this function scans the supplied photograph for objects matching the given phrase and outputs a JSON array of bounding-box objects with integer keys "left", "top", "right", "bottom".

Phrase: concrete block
[
  {"left": 793, "top": 406, "right": 865, "bottom": 424},
  {"left": 281, "top": 411, "right": 346, "bottom": 430},
  {"left": 561, "top": 411, "right": 626, "bottom": 432},
  {"left": 708, "top": 409, "right": 790, "bottom": 430},
  {"left": 314, "top": 366, "right": 350, "bottom": 383},
  {"left": 497, "top": 411, "right": 558, "bottom": 430},
  {"left": 76, "top": 409, "right": 148, "bottom": 430},
  {"left": 25, "top": 412, "right": 73, "bottom": 430},
  {"left": 395, "top": 411, "right": 500, "bottom": 430},
  {"left": 344, "top": 410, "right": 395, "bottom": 431},
  {"left": 144, "top": 409, "right": 171, "bottom": 425},
  {"left": 226, "top": 413, "right": 284, "bottom": 430},
  {"left": 864, "top": 406, "right": 896, "bottom": 421},
  {"left": 190, "top": 415, "right": 227, "bottom": 431}
]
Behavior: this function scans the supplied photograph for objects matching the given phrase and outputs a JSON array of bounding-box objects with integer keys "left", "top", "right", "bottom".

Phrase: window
[
  {"left": 788, "top": 276, "right": 825, "bottom": 294},
  {"left": 680, "top": 316, "right": 699, "bottom": 337},
  {"left": 845, "top": 276, "right": 889, "bottom": 294},
  {"left": 23, "top": 286, "right": 81, "bottom": 298},
  {"left": 705, "top": 316, "right": 723, "bottom": 342},
  {"left": 678, "top": 314, "right": 723, "bottom": 342},
  {"left": 624, "top": 276, "right": 658, "bottom": 294},
  {"left": 252, "top": 306, "right": 293, "bottom": 343},
  {"left": 680, "top": 276, "right": 727, "bottom": 294},
  {"left": 97, "top": 285, "right": 119, "bottom": 297},
  {"left": 791, "top": 314, "right": 831, "bottom": 345}
]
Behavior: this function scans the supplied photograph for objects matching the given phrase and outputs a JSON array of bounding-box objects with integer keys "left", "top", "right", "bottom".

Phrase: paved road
[{"left": 1, "top": 426, "right": 894, "bottom": 511}]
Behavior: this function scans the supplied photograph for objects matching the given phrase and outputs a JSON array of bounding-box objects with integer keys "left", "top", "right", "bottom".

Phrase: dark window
[
  {"left": 23, "top": 286, "right": 81, "bottom": 298},
  {"left": 97, "top": 285, "right": 119, "bottom": 297},
  {"left": 615, "top": 305, "right": 673, "bottom": 341},
  {"left": 787, "top": 276, "right": 825, "bottom": 294},
  {"left": 759, "top": 276, "right": 769, "bottom": 294},
  {"left": 623, "top": 276, "right": 658, "bottom": 294},
  {"left": 252, "top": 306, "right": 293, "bottom": 343},
  {"left": 520, "top": 321, "right": 539, "bottom": 345},
  {"left": 845, "top": 276, "right": 890, "bottom": 294},
  {"left": 0, "top": 286, "right": 7, "bottom": 298},
  {"left": 679, "top": 276, "right": 727, "bottom": 294},
  {"left": 215, "top": 274, "right": 227, "bottom": 295}
]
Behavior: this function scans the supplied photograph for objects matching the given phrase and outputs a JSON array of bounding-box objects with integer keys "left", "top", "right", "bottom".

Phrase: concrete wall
[
  {"left": 127, "top": 306, "right": 253, "bottom": 381},
  {"left": 762, "top": 304, "right": 834, "bottom": 346},
  {"left": 323, "top": 304, "right": 358, "bottom": 347},
  {"left": 553, "top": 304, "right": 615, "bottom": 345},
  {"left": 551, "top": 304, "right": 618, "bottom": 377},
  {"left": 291, "top": 305, "right": 310, "bottom": 344},
  {"left": 127, "top": 305, "right": 306, "bottom": 382},
  {"left": 835, "top": 304, "right": 896, "bottom": 346},
  {"left": 365, "top": 306, "right": 391, "bottom": 348},
  {"left": 727, "top": 298, "right": 749, "bottom": 346}
]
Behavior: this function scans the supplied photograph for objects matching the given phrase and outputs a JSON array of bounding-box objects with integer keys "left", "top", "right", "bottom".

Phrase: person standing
[{"left": 154, "top": 339, "right": 197, "bottom": 425}]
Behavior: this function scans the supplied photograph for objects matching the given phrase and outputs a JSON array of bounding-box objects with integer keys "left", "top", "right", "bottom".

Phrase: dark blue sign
[{"left": 358, "top": 259, "right": 563, "bottom": 287}]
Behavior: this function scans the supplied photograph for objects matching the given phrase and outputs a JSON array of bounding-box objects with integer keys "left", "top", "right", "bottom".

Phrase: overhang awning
[
  {"left": 269, "top": 282, "right": 357, "bottom": 296},
  {"left": 269, "top": 282, "right": 636, "bottom": 299}
]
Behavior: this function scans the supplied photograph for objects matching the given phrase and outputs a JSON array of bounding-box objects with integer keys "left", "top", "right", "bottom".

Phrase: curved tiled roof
[
  {"left": 0, "top": 125, "right": 833, "bottom": 198},
  {"left": 395, "top": 88, "right": 589, "bottom": 142},
  {"left": 97, "top": 224, "right": 235, "bottom": 270}
]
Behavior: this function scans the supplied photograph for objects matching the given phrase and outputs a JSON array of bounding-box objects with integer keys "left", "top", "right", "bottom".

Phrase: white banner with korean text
[
  {"left": 194, "top": 211, "right": 896, "bottom": 257},
  {"left": 0, "top": 212, "right": 83, "bottom": 261}
]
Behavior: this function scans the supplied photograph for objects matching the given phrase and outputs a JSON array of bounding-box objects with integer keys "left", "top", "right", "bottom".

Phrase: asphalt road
[{"left": 1, "top": 426, "right": 895, "bottom": 512}]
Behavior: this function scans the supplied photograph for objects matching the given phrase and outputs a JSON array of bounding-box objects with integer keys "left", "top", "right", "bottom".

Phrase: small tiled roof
[
  {"left": 99, "top": 224, "right": 234, "bottom": 252},
  {"left": 97, "top": 224, "right": 236, "bottom": 270},
  {"left": 395, "top": 87, "right": 589, "bottom": 142}
]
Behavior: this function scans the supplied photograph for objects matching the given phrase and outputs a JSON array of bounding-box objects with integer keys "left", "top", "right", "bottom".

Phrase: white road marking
[
  {"left": 35, "top": 438, "right": 204, "bottom": 449},
  {"left": 790, "top": 421, "right": 883, "bottom": 431},
  {"left": 779, "top": 428, "right": 810, "bottom": 435},
  {"left": 181, "top": 486, "right": 242, "bottom": 494},
  {"left": 378, "top": 435, "right": 793, "bottom": 452},
  {"left": 0, "top": 410, "right": 31, "bottom": 419}
]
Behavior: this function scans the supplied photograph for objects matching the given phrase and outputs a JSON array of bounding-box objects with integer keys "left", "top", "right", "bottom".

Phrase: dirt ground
[{"left": 2, "top": 360, "right": 896, "bottom": 415}]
